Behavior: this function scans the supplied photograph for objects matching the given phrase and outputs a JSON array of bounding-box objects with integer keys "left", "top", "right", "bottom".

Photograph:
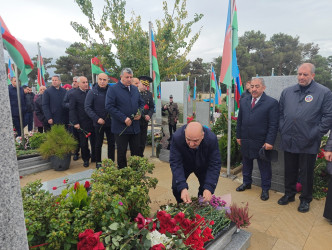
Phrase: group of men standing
[
  {"left": 8, "top": 68, "right": 155, "bottom": 170},
  {"left": 236, "top": 62, "right": 332, "bottom": 213}
]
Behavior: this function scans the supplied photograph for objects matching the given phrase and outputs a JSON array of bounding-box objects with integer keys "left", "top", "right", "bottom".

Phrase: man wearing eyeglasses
[{"left": 169, "top": 122, "right": 222, "bottom": 204}]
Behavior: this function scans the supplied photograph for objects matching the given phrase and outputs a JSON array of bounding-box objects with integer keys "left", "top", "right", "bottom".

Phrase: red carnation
[
  {"left": 144, "top": 104, "right": 149, "bottom": 110},
  {"left": 84, "top": 181, "right": 90, "bottom": 189},
  {"left": 86, "top": 132, "right": 91, "bottom": 138},
  {"left": 63, "top": 179, "right": 67, "bottom": 184},
  {"left": 74, "top": 182, "right": 80, "bottom": 191},
  {"left": 52, "top": 186, "right": 57, "bottom": 190},
  {"left": 134, "top": 213, "right": 146, "bottom": 229}
]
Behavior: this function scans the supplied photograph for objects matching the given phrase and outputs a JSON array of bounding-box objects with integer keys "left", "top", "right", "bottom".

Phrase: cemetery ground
[{"left": 19, "top": 144, "right": 332, "bottom": 250}]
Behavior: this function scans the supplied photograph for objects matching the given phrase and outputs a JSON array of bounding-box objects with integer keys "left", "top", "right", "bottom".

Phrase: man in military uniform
[
  {"left": 163, "top": 94, "right": 179, "bottom": 140},
  {"left": 137, "top": 76, "right": 155, "bottom": 157}
]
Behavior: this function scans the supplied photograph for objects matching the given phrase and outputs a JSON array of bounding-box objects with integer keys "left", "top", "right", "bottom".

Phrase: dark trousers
[
  {"left": 70, "top": 126, "right": 80, "bottom": 155},
  {"left": 24, "top": 112, "right": 33, "bottom": 131},
  {"left": 169, "top": 123, "right": 177, "bottom": 138},
  {"left": 242, "top": 156, "right": 272, "bottom": 191},
  {"left": 78, "top": 129, "right": 96, "bottom": 162},
  {"left": 114, "top": 133, "right": 139, "bottom": 169},
  {"left": 323, "top": 176, "right": 332, "bottom": 221},
  {"left": 12, "top": 116, "right": 22, "bottom": 136},
  {"left": 138, "top": 122, "right": 148, "bottom": 157},
  {"left": 172, "top": 168, "right": 207, "bottom": 203},
  {"left": 284, "top": 151, "right": 317, "bottom": 203},
  {"left": 95, "top": 125, "right": 115, "bottom": 162}
]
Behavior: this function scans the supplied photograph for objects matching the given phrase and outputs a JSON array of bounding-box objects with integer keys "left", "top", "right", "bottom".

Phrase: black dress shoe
[
  {"left": 298, "top": 200, "right": 310, "bottom": 213},
  {"left": 278, "top": 195, "right": 295, "bottom": 205},
  {"left": 73, "top": 154, "right": 79, "bottom": 161},
  {"left": 83, "top": 161, "right": 89, "bottom": 167},
  {"left": 236, "top": 183, "right": 251, "bottom": 192},
  {"left": 96, "top": 163, "right": 102, "bottom": 169},
  {"left": 260, "top": 190, "right": 269, "bottom": 201}
]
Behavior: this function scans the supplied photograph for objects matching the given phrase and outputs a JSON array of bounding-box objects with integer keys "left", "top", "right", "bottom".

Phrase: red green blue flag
[
  {"left": 151, "top": 29, "right": 161, "bottom": 103},
  {"left": 7, "top": 58, "right": 15, "bottom": 85},
  {"left": 1, "top": 16, "right": 33, "bottom": 84},
  {"left": 37, "top": 51, "right": 46, "bottom": 89},
  {"left": 91, "top": 57, "right": 118, "bottom": 83},
  {"left": 211, "top": 66, "right": 222, "bottom": 105},
  {"left": 193, "top": 78, "right": 197, "bottom": 100}
]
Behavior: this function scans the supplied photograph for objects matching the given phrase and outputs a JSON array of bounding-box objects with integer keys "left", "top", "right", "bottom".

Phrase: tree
[
  {"left": 54, "top": 42, "right": 118, "bottom": 83},
  {"left": 28, "top": 56, "right": 54, "bottom": 85},
  {"left": 310, "top": 55, "right": 332, "bottom": 89},
  {"left": 71, "top": 0, "right": 203, "bottom": 79}
]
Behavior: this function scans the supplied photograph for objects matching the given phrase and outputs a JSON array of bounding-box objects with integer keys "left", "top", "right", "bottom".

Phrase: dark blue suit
[
  {"left": 170, "top": 125, "right": 222, "bottom": 203},
  {"left": 236, "top": 92, "right": 279, "bottom": 190}
]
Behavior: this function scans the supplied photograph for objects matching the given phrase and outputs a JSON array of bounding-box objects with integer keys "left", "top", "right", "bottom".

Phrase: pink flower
[
  {"left": 118, "top": 201, "right": 123, "bottom": 206},
  {"left": 296, "top": 182, "right": 302, "bottom": 192},
  {"left": 52, "top": 186, "right": 57, "bottom": 190},
  {"left": 63, "top": 179, "right": 67, "bottom": 184}
]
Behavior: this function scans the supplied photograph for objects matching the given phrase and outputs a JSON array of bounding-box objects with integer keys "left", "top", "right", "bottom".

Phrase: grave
[
  {"left": 0, "top": 33, "right": 29, "bottom": 248},
  {"left": 251, "top": 76, "right": 296, "bottom": 192}
]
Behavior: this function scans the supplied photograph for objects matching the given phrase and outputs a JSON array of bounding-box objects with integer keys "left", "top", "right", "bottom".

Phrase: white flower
[
  {"left": 148, "top": 231, "right": 173, "bottom": 249},
  {"left": 16, "top": 137, "right": 22, "bottom": 144}
]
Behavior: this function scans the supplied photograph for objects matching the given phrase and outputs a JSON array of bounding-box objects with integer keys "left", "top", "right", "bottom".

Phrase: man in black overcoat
[
  {"left": 236, "top": 78, "right": 279, "bottom": 201},
  {"left": 69, "top": 76, "right": 96, "bottom": 167}
]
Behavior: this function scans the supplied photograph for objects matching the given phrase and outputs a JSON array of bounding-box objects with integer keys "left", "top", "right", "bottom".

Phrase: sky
[{"left": 1, "top": 0, "right": 332, "bottom": 68}]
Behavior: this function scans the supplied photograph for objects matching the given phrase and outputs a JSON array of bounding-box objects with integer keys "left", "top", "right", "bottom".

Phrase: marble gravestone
[
  {"left": 196, "top": 102, "right": 210, "bottom": 127},
  {"left": 0, "top": 34, "right": 29, "bottom": 248},
  {"left": 251, "top": 76, "right": 297, "bottom": 192}
]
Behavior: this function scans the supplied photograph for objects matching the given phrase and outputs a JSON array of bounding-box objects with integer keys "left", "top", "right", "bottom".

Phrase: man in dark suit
[
  {"left": 69, "top": 76, "right": 95, "bottom": 167},
  {"left": 105, "top": 68, "right": 144, "bottom": 169},
  {"left": 170, "top": 122, "right": 222, "bottom": 203},
  {"left": 42, "top": 75, "right": 67, "bottom": 126},
  {"left": 236, "top": 78, "right": 279, "bottom": 201},
  {"left": 278, "top": 63, "right": 332, "bottom": 212}
]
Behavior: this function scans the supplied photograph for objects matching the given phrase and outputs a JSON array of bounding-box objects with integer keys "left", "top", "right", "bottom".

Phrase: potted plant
[{"left": 38, "top": 125, "right": 78, "bottom": 171}]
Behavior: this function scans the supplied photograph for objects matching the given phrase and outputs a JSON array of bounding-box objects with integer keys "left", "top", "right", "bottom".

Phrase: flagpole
[
  {"left": 91, "top": 59, "right": 95, "bottom": 86},
  {"left": 37, "top": 43, "right": 42, "bottom": 90},
  {"left": 14, "top": 64, "right": 25, "bottom": 144},
  {"left": 226, "top": 0, "right": 234, "bottom": 177},
  {"left": 209, "top": 64, "right": 212, "bottom": 124},
  {"left": 149, "top": 21, "right": 156, "bottom": 157}
]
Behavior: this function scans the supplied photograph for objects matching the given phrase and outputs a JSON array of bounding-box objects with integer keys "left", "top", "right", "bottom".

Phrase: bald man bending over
[{"left": 170, "top": 122, "right": 222, "bottom": 203}]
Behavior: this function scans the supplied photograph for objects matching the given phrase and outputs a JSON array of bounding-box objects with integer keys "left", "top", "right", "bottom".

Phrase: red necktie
[{"left": 251, "top": 98, "right": 257, "bottom": 108}]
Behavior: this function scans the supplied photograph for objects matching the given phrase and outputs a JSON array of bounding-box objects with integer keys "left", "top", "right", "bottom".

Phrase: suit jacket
[
  {"left": 170, "top": 125, "right": 222, "bottom": 194},
  {"left": 236, "top": 92, "right": 279, "bottom": 159}
]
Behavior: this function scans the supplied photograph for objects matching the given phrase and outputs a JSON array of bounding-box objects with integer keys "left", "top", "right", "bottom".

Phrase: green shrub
[
  {"left": 38, "top": 125, "right": 77, "bottom": 159},
  {"left": 29, "top": 132, "right": 46, "bottom": 149}
]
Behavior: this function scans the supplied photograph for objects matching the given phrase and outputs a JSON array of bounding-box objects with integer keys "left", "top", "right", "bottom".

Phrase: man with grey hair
[
  {"left": 106, "top": 68, "right": 144, "bottom": 168},
  {"left": 236, "top": 78, "right": 279, "bottom": 201},
  {"left": 278, "top": 63, "right": 332, "bottom": 213},
  {"left": 42, "top": 75, "right": 67, "bottom": 125}
]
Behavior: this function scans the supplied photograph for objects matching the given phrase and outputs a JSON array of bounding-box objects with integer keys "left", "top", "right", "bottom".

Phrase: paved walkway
[{"left": 19, "top": 145, "right": 332, "bottom": 250}]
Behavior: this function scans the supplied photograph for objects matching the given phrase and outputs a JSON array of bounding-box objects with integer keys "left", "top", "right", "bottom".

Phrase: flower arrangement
[
  {"left": 15, "top": 131, "right": 46, "bottom": 156},
  {"left": 226, "top": 202, "right": 252, "bottom": 229},
  {"left": 22, "top": 156, "right": 158, "bottom": 249}
]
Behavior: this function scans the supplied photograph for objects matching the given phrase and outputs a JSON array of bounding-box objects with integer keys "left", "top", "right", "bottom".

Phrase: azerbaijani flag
[
  {"left": 7, "top": 58, "right": 15, "bottom": 85},
  {"left": 193, "top": 77, "right": 197, "bottom": 100},
  {"left": 151, "top": 29, "right": 160, "bottom": 102},
  {"left": 91, "top": 57, "right": 118, "bottom": 82},
  {"left": 1, "top": 16, "right": 33, "bottom": 83},
  {"left": 37, "top": 49, "right": 46, "bottom": 89},
  {"left": 211, "top": 66, "right": 222, "bottom": 105}
]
